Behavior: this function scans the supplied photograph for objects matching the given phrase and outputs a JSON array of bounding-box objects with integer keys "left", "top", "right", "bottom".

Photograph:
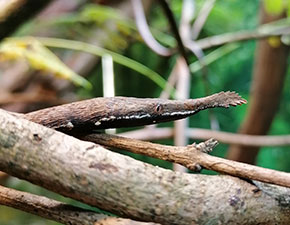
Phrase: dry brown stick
[
  {"left": 0, "top": 185, "right": 156, "bottom": 225},
  {"left": 81, "top": 133, "right": 290, "bottom": 188},
  {"left": 119, "top": 127, "right": 290, "bottom": 147}
]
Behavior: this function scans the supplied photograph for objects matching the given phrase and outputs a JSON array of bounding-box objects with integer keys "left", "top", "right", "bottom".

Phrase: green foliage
[
  {"left": 0, "top": 37, "right": 92, "bottom": 89},
  {"left": 264, "top": 0, "right": 290, "bottom": 16},
  {"left": 264, "top": 0, "right": 284, "bottom": 15},
  {"left": 37, "top": 37, "right": 173, "bottom": 96},
  {"left": 189, "top": 43, "right": 240, "bottom": 74}
]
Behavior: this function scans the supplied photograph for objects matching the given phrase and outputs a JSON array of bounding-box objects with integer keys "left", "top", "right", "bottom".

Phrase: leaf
[
  {"left": 0, "top": 37, "right": 92, "bottom": 89},
  {"left": 36, "top": 37, "right": 175, "bottom": 97},
  {"left": 80, "top": 4, "right": 127, "bottom": 23},
  {"left": 264, "top": 0, "right": 283, "bottom": 15},
  {"left": 48, "top": 4, "right": 175, "bottom": 49},
  {"left": 268, "top": 36, "right": 281, "bottom": 47}
]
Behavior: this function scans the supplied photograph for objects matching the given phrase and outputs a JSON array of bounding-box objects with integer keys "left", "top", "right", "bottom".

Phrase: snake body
[{"left": 24, "top": 91, "right": 246, "bottom": 134}]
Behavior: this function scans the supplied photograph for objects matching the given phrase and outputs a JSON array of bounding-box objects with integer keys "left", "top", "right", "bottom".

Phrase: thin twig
[
  {"left": 196, "top": 25, "right": 290, "bottom": 49},
  {"left": 178, "top": 1, "right": 215, "bottom": 131},
  {"left": 119, "top": 127, "right": 290, "bottom": 147},
  {"left": 102, "top": 54, "right": 116, "bottom": 134},
  {"left": 169, "top": 1, "right": 193, "bottom": 172},
  {"left": 179, "top": 0, "right": 206, "bottom": 68},
  {"left": 158, "top": 0, "right": 189, "bottom": 63},
  {"left": 186, "top": 0, "right": 218, "bottom": 129},
  {"left": 131, "top": 0, "right": 172, "bottom": 56},
  {"left": 0, "top": 185, "right": 156, "bottom": 225},
  {"left": 173, "top": 57, "right": 190, "bottom": 172},
  {"left": 81, "top": 133, "right": 290, "bottom": 188},
  {"left": 191, "top": 0, "right": 216, "bottom": 40},
  {"left": 179, "top": 0, "right": 195, "bottom": 41},
  {"left": 159, "top": 69, "right": 178, "bottom": 99},
  {"left": 179, "top": 0, "right": 206, "bottom": 67}
]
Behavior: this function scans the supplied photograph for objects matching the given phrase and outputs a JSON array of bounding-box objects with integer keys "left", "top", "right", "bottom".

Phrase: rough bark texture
[
  {"left": 227, "top": 6, "right": 289, "bottom": 163},
  {"left": 0, "top": 109, "right": 290, "bottom": 225}
]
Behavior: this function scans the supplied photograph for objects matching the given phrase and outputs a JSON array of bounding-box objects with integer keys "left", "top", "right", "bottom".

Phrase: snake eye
[{"left": 155, "top": 104, "right": 163, "bottom": 113}]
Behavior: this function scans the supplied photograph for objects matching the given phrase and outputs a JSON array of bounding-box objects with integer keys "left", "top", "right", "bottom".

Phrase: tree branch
[
  {"left": 119, "top": 127, "right": 290, "bottom": 147},
  {"left": 81, "top": 133, "right": 290, "bottom": 188},
  {"left": 0, "top": 185, "right": 155, "bottom": 225},
  {"left": 17, "top": 93, "right": 290, "bottom": 186},
  {"left": 196, "top": 20, "right": 290, "bottom": 49},
  {"left": 191, "top": 0, "right": 216, "bottom": 40},
  {"left": 158, "top": 0, "right": 189, "bottom": 63},
  {"left": 0, "top": 109, "right": 289, "bottom": 224},
  {"left": 131, "top": 0, "right": 172, "bottom": 56}
]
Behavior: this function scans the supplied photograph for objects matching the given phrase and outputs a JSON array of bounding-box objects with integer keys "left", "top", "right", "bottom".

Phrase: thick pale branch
[
  {"left": 119, "top": 127, "right": 290, "bottom": 147},
  {"left": 82, "top": 133, "right": 290, "bottom": 188},
  {"left": 0, "top": 109, "right": 290, "bottom": 224},
  {"left": 0, "top": 185, "right": 155, "bottom": 225}
]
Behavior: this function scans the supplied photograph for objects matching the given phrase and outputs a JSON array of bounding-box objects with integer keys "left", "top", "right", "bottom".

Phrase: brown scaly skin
[{"left": 23, "top": 91, "right": 246, "bottom": 134}]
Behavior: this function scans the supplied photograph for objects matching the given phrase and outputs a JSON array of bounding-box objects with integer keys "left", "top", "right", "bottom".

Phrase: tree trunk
[{"left": 227, "top": 4, "right": 289, "bottom": 163}]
